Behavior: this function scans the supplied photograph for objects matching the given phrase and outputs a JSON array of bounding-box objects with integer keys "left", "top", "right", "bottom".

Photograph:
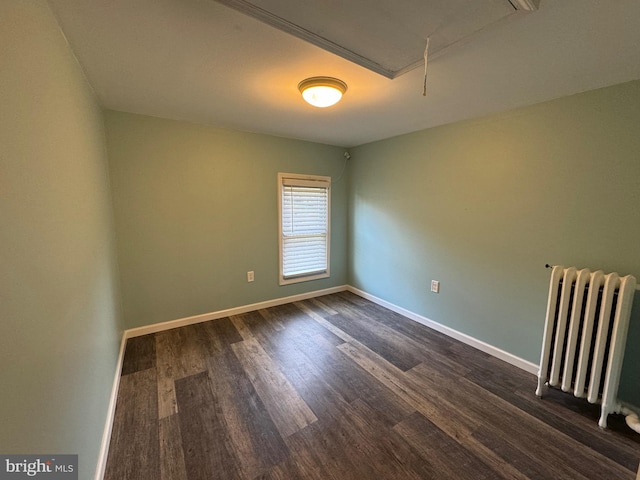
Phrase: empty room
[{"left": 2, "top": 0, "right": 640, "bottom": 478}]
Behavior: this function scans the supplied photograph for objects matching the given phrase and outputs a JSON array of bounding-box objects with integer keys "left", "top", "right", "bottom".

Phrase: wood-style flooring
[{"left": 104, "top": 291, "right": 640, "bottom": 479}]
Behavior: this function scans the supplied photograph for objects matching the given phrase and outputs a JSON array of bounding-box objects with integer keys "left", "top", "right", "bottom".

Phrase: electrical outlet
[
  {"left": 431, "top": 280, "right": 440, "bottom": 293},
  {"left": 247, "top": 271, "right": 254, "bottom": 282}
]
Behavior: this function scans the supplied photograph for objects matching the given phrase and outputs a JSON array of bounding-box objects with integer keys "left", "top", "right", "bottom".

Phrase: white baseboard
[
  {"left": 125, "top": 285, "right": 349, "bottom": 339},
  {"left": 94, "top": 334, "right": 127, "bottom": 480},
  {"left": 346, "top": 286, "right": 540, "bottom": 375}
]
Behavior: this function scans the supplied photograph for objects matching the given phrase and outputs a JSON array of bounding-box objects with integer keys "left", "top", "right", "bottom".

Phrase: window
[{"left": 278, "top": 173, "right": 331, "bottom": 285}]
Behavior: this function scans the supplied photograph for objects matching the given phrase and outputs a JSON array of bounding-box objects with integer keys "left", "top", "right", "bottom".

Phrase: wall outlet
[
  {"left": 247, "top": 271, "right": 254, "bottom": 282},
  {"left": 431, "top": 280, "right": 440, "bottom": 293}
]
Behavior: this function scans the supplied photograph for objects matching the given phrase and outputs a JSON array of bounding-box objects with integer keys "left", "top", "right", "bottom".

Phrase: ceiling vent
[{"left": 510, "top": 0, "right": 541, "bottom": 10}]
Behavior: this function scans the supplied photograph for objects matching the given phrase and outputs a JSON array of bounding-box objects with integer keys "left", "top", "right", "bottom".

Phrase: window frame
[{"left": 278, "top": 172, "right": 331, "bottom": 286}]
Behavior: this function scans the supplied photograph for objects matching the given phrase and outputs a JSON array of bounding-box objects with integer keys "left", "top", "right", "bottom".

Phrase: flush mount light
[{"left": 298, "top": 76, "right": 348, "bottom": 108}]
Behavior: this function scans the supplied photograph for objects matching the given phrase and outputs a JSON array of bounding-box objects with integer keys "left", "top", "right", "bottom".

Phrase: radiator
[{"left": 536, "top": 265, "right": 637, "bottom": 428}]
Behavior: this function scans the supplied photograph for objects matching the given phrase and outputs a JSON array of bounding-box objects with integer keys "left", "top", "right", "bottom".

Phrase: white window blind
[{"left": 279, "top": 174, "right": 330, "bottom": 284}]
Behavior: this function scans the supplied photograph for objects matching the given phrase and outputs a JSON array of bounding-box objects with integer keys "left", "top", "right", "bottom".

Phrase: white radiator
[{"left": 536, "top": 265, "right": 637, "bottom": 428}]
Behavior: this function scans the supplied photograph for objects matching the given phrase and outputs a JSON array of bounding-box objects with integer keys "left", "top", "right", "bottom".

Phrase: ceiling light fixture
[{"left": 298, "top": 76, "right": 347, "bottom": 108}]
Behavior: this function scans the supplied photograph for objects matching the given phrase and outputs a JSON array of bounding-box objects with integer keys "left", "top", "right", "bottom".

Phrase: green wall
[
  {"left": 349, "top": 80, "right": 640, "bottom": 406},
  {"left": 3, "top": 1, "right": 638, "bottom": 472},
  {"left": 0, "top": 1, "right": 123, "bottom": 477},
  {"left": 105, "top": 111, "right": 348, "bottom": 329}
]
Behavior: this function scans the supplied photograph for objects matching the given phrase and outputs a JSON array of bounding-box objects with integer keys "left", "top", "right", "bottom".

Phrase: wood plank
[
  {"left": 337, "top": 341, "right": 531, "bottom": 480},
  {"left": 322, "top": 294, "right": 471, "bottom": 376},
  {"left": 259, "top": 303, "right": 344, "bottom": 346},
  {"left": 310, "top": 331, "right": 415, "bottom": 425},
  {"left": 233, "top": 308, "right": 340, "bottom": 436},
  {"left": 338, "top": 291, "right": 460, "bottom": 352},
  {"left": 348, "top": 398, "right": 455, "bottom": 479},
  {"left": 285, "top": 397, "right": 436, "bottom": 480},
  {"left": 294, "top": 300, "right": 357, "bottom": 343},
  {"left": 174, "top": 371, "right": 242, "bottom": 479},
  {"left": 471, "top": 424, "right": 589, "bottom": 480},
  {"left": 333, "top": 290, "right": 370, "bottom": 307},
  {"left": 319, "top": 291, "right": 484, "bottom": 378},
  {"left": 278, "top": 434, "right": 338, "bottom": 480},
  {"left": 307, "top": 296, "right": 339, "bottom": 315},
  {"left": 256, "top": 307, "right": 287, "bottom": 331},
  {"left": 393, "top": 411, "right": 507, "bottom": 480},
  {"left": 286, "top": 417, "right": 406, "bottom": 480},
  {"left": 156, "top": 375, "right": 177, "bottom": 420},
  {"left": 159, "top": 414, "right": 187, "bottom": 480},
  {"left": 121, "top": 335, "right": 156, "bottom": 375},
  {"left": 230, "top": 328, "right": 318, "bottom": 437},
  {"left": 195, "top": 316, "right": 244, "bottom": 355},
  {"left": 407, "top": 364, "right": 592, "bottom": 480},
  {"left": 204, "top": 347, "right": 290, "bottom": 478},
  {"left": 463, "top": 352, "right": 640, "bottom": 470},
  {"left": 155, "top": 317, "right": 243, "bottom": 419},
  {"left": 155, "top": 327, "right": 206, "bottom": 419},
  {"left": 324, "top": 312, "right": 424, "bottom": 371},
  {"left": 233, "top": 312, "right": 348, "bottom": 423},
  {"left": 337, "top": 341, "right": 479, "bottom": 434},
  {"left": 408, "top": 362, "right": 635, "bottom": 480},
  {"left": 236, "top": 307, "right": 414, "bottom": 426},
  {"left": 251, "top": 458, "right": 308, "bottom": 480},
  {"left": 104, "top": 368, "right": 160, "bottom": 480},
  {"left": 155, "top": 326, "right": 207, "bottom": 380}
]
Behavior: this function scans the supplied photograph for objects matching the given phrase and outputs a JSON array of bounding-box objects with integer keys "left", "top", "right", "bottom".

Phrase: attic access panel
[{"left": 214, "top": 0, "right": 538, "bottom": 79}]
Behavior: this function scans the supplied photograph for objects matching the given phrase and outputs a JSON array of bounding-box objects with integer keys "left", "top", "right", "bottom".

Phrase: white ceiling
[
  {"left": 48, "top": 0, "right": 640, "bottom": 147},
  {"left": 213, "top": 0, "right": 530, "bottom": 78}
]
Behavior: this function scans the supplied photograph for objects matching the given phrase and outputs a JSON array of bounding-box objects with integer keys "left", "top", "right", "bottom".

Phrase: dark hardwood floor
[{"left": 104, "top": 291, "right": 640, "bottom": 479}]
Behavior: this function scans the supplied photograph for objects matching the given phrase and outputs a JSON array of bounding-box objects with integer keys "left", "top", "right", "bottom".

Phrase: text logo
[{"left": 0, "top": 456, "right": 77, "bottom": 480}]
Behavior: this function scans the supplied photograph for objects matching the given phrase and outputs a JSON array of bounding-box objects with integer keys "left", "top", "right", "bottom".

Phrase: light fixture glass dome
[{"left": 298, "top": 77, "right": 347, "bottom": 108}]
